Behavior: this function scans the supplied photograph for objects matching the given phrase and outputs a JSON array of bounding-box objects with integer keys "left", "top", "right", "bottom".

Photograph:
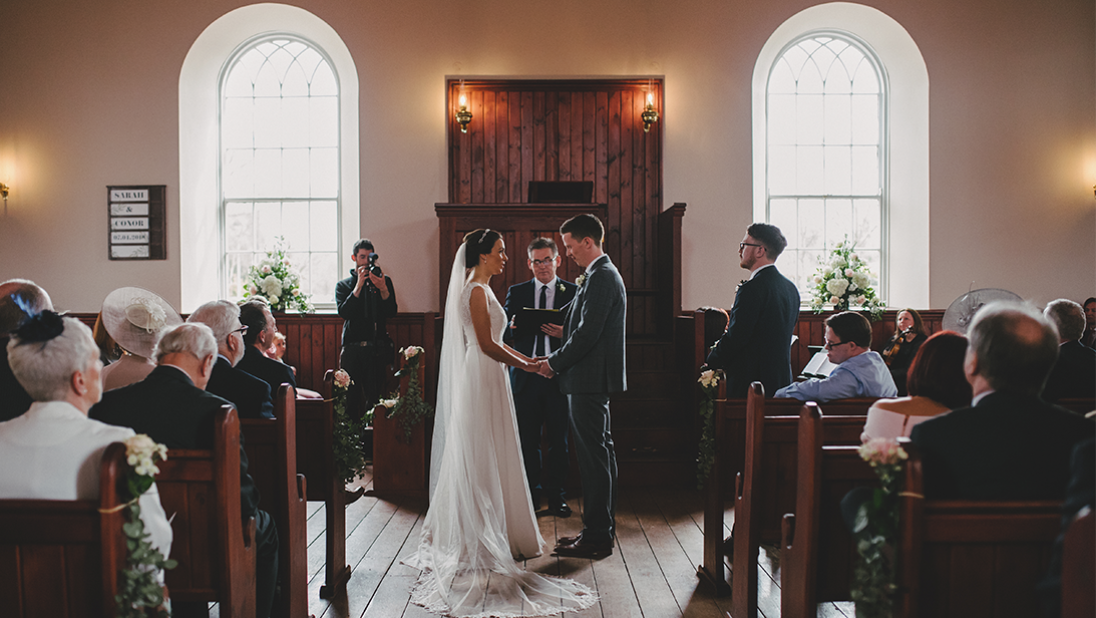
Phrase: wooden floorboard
[{"left": 207, "top": 467, "right": 863, "bottom": 617}]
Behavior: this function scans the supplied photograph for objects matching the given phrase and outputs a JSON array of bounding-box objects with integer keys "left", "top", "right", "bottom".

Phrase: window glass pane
[
  {"left": 824, "top": 146, "right": 851, "bottom": 194},
  {"left": 309, "top": 97, "right": 339, "bottom": 148},
  {"left": 853, "top": 199, "right": 881, "bottom": 248},
  {"left": 825, "top": 199, "right": 853, "bottom": 246},
  {"left": 769, "top": 61, "right": 797, "bottom": 94},
  {"left": 223, "top": 149, "right": 254, "bottom": 199},
  {"left": 310, "top": 201, "right": 338, "bottom": 250},
  {"left": 282, "top": 202, "right": 310, "bottom": 251},
  {"left": 225, "top": 202, "right": 254, "bottom": 252},
  {"left": 823, "top": 95, "right": 851, "bottom": 145},
  {"left": 796, "top": 94, "right": 823, "bottom": 145},
  {"left": 253, "top": 60, "right": 281, "bottom": 98},
  {"left": 796, "top": 146, "right": 824, "bottom": 194},
  {"left": 310, "top": 62, "right": 338, "bottom": 96},
  {"left": 282, "top": 149, "right": 310, "bottom": 198},
  {"left": 768, "top": 146, "right": 796, "bottom": 195},
  {"left": 851, "top": 146, "right": 880, "bottom": 194},
  {"left": 222, "top": 98, "right": 254, "bottom": 149},
  {"left": 254, "top": 149, "right": 283, "bottom": 198},
  {"left": 852, "top": 60, "right": 880, "bottom": 94},
  {"left": 310, "top": 148, "right": 339, "bottom": 198},
  {"left": 310, "top": 253, "right": 339, "bottom": 303},
  {"left": 255, "top": 203, "right": 282, "bottom": 250},
  {"left": 798, "top": 199, "right": 825, "bottom": 249},
  {"left": 851, "top": 95, "right": 879, "bottom": 144},
  {"left": 281, "top": 97, "right": 309, "bottom": 148},
  {"left": 282, "top": 61, "right": 309, "bottom": 97},
  {"left": 769, "top": 199, "right": 797, "bottom": 244},
  {"left": 225, "top": 253, "right": 254, "bottom": 300}
]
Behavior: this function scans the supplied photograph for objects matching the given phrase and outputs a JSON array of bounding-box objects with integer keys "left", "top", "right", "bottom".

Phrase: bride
[{"left": 408, "top": 229, "right": 597, "bottom": 617}]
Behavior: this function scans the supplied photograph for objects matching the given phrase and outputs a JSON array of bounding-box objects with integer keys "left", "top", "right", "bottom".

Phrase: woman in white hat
[{"left": 100, "top": 287, "right": 182, "bottom": 391}]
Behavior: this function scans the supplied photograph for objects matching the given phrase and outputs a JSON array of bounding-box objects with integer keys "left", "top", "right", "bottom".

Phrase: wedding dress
[{"left": 407, "top": 246, "right": 596, "bottom": 618}]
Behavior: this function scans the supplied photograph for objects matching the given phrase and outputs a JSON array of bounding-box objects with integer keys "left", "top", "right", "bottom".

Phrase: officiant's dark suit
[
  {"left": 547, "top": 241, "right": 627, "bottom": 550},
  {"left": 91, "top": 365, "right": 279, "bottom": 617},
  {"left": 706, "top": 264, "right": 800, "bottom": 398},
  {"left": 504, "top": 275, "right": 577, "bottom": 512}
]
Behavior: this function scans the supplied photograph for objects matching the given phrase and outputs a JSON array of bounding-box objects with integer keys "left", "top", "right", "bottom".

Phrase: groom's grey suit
[{"left": 547, "top": 253, "right": 626, "bottom": 544}]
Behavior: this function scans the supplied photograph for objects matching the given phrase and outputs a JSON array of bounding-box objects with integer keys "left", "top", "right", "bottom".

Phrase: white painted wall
[{"left": 0, "top": 0, "right": 1092, "bottom": 314}]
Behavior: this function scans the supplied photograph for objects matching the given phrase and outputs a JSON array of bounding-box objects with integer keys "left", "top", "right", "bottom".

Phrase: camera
[{"left": 367, "top": 252, "right": 383, "bottom": 278}]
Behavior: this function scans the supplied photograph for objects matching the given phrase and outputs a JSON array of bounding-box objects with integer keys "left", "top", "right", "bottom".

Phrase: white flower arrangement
[
  {"left": 808, "top": 238, "right": 886, "bottom": 320},
  {"left": 697, "top": 369, "right": 720, "bottom": 389},
  {"left": 124, "top": 434, "right": 168, "bottom": 477},
  {"left": 333, "top": 368, "right": 352, "bottom": 389},
  {"left": 242, "top": 236, "right": 312, "bottom": 313}
]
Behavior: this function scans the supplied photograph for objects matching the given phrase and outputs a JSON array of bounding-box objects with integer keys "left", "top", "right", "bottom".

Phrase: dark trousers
[
  {"left": 340, "top": 345, "right": 383, "bottom": 413},
  {"left": 568, "top": 392, "right": 617, "bottom": 544},
  {"left": 514, "top": 374, "right": 570, "bottom": 509},
  {"left": 173, "top": 508, "right": 279, "bottom": 618}
]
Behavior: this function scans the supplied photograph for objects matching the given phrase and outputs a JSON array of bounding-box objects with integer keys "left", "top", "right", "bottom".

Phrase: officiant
[{"left": 503, "top": 237, "right": 578, "bottom": 518}]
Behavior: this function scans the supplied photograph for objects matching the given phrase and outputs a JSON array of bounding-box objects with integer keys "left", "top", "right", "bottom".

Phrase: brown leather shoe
[{"left": 552, "top": 536, "right": 613, "bottom": 559}]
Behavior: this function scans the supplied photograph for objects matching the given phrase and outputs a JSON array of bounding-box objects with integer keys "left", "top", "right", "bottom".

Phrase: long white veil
[{"left": 429, "top": 243, "right": 470, "bottom": 499}]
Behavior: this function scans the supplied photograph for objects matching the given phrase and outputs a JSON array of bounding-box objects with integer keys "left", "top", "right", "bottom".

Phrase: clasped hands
[{"left": 524, "top": 356, "right": 555, "bottom": 378}]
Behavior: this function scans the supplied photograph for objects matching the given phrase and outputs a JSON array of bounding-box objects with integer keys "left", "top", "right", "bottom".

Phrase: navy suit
[
  {"left": 237, "top": 345, "right": 296, "bottom": 394},
  {"left": 706, "top": 265, "right": 800, "bottom": 398},
  {"left": 1042, "top": 340, "right": 1096, "bottom": 402},
  {"left": 911, "top": 391, "right": 1093, "bottom": 500},
  {"left": 207, "top": 355, "right": 275, "bottom": 420},
  {"left": 503, "top": 276, "right": 577, "bottom": 509}
]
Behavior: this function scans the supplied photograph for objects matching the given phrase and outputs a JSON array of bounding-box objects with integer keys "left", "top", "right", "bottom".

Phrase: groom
[{"left": 536, "top": 213, "right": 626, "bottom": 559}]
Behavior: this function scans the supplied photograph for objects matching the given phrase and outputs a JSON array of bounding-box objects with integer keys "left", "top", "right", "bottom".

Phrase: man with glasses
[
  {"left": 187, "top": 300, "right": 275, "bottom": 419},
  {"left": 705, "top": 223, "right": 801, "bottom": 397},
  {"left": 504, "top": 237, "right": 578, "bottom": 517},
  {"left": 776, "top": 311, "right": 897, "bottom": 401}
]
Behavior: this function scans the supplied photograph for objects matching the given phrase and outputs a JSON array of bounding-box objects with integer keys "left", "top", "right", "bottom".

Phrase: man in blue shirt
[{"left": 776, "top": 311, "right": 897, "bottom": 401}]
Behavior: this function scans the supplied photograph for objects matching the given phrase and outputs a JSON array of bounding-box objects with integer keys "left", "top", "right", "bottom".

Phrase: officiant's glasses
[{"left": 531, "top": 258, "right": 555, "bottom": 266}]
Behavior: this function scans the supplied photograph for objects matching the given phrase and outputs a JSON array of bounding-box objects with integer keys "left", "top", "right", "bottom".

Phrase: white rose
[
  {"left": 698, "top": 369, "right": 719, "bottom": 389},
  {"left": 269, "top": 294, "right": 279, "bottom": 306},
  {"left": 826, "top": 277, "right": 849, "bottom": 296},
  {"left": 292, "top": 289, "right": 300, "bottom": 296},
  {"left": 812, "top": 275, "right": 823, "bottom": 284},
  {"left": 822, "top": 266, "right": 833, "bottom": 277},
  {"left": 832, "top": 256, "right": 846, "bottom": 269},
  {"left": 261, "top": 275, "right": 283, "bottom": 297}
]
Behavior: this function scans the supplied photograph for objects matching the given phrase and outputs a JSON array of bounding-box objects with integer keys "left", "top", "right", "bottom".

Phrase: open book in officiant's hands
[
  {"left": 800, "top": 351, "right": 838, "bottom": 379},
  {"left": 514, "top": 308, "right": 564, "bottom": 339}
]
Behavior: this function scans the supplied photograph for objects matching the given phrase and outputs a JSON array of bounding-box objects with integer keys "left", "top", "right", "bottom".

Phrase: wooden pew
[
  {"left": 698, "top": 382, "right": 872, "bottom": 603},
  {"left": 240, "top": 385, "right": 310, "bottom": 618},
  {"left": 896, "top": 448, "right": 1061, "bottom": 618},
  {"left": 156, "top": 406, "right": 258, "bottom": 617},
  {"left": 1062, "top": 507, "right": 1094, "bottom": 618},
  {"left": 0, "top": 441, "right": 128, "bottom": 617},
  {"left": 295, "top": 371, "right": 351, "bottom": 598},
  {"left": 780, "top": 404, "right": 879, "bottom": 618}
]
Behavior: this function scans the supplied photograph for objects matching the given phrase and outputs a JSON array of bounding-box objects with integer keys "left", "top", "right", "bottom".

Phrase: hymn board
[{"left": 107, "top": 185, "right": 166, "bottom": 260}]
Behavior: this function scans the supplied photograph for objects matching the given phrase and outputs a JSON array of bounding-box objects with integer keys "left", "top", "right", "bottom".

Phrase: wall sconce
[
  {"left": 0, "top": 183, "right": 8, "bottom": 202},
  {"left": 642, "top": 91, "right": 659, "bottom": 133},
  {"left": 455, "top": 91, "right": 473, "bottom": 134}
]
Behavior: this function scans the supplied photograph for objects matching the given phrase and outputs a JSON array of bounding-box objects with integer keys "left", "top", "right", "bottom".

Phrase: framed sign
[{"left": 107, "top": 185, "right": 166, "bottom": 260}]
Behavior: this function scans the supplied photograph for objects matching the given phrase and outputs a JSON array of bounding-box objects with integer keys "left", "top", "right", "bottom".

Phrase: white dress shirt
[{"left": 535, "top": 277, "right": 559, "bottom": 354}]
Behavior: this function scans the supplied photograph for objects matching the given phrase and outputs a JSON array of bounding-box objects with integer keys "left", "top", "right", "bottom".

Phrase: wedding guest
[
  {"left": 187, "top": 300, "right": 274, "bottom": 419},
  {"left": 264, "top": 331, "right": 287, "bottom": 362},
  {"left": 100, "top": 287, "right": 183, "bottom": 391},
  {"left": 0, "top": 278, "right": 52, "bottom": 422},
  {"left": 92, "top": 311, "right": 122, "bottom": 365},
  {"left": 880, "top": 308, "right": 927, "bottom": 396},
  {"left": 775, "top": 311, "right": 897, "bottom": 402},
  {"left": 1042, "top": 299, "right": 1096, "bottom": 402},
  {"left": 1081, "top": 297, "right": 1096, "bottom": 348},
  {"left": 861, "top": 331, "right": 970, "bottom": 441},
  {"left": 0, "top": 311, "right": 172, "bottom": 561},
  {"left": 911, "top": 302, "right": 1093, "bottom": 500},
  {"left": 237, "top": 299, "right": 296, "bottom": 394},
  {"left": 91, "top": 323, "right": 279, "bottom": 618}
]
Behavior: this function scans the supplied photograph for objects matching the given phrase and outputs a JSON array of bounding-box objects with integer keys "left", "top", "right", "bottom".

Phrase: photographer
[{"left": 335, "top": 239, "right": 397, "bottom": 412}]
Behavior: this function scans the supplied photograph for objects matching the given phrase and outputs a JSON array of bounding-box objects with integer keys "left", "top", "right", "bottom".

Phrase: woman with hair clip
[
  {"left": 880, "top": 308, "right": 927, "bottom": 395},
  {"left": 407, "top": 229, "right": 596, "bottom": 617}
]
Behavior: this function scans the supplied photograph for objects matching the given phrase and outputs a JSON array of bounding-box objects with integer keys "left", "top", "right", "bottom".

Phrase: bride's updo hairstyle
[{"left": 463, "top": 228, "right": 502, "bottom": 269}]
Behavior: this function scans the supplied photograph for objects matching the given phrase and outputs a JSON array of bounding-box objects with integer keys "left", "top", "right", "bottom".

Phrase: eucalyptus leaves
[
  {"left": 695, "top": 368, "right": 722, "bottom": 489},
  {"left": 332, "top": 369, "right": 371, "bottom": 486},
  {"left": 386, "top": 346, "right": 435, "bottom": 441},
  {"left": 850, "top": 438, "right": 909, "bottom": 617},
  {"left": 116, "top": 435, "right": 176, "bottom": 618}
]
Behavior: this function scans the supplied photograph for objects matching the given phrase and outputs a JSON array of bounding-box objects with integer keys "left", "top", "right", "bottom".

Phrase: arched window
[
  {"left": 752, "top": 3, "right": 929, "bottom": 309},
  {"left": 766, "top": 33, "right": 885, "bottom": 294},
  {"left": 179, "top": 4, "right": 359, "bottom": 312},
  {"left": 221, "top": 36, "right": 340, "bottom": 303}
]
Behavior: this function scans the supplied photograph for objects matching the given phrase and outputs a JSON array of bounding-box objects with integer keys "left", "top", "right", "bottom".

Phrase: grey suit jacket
[{"left": 548, "top": 254, "right": 627, "bottom": 395}]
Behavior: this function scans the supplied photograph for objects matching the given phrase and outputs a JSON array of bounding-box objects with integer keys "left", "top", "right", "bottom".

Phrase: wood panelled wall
[{"left": 447, "top": 79, "right": 664, "bottom": 336}]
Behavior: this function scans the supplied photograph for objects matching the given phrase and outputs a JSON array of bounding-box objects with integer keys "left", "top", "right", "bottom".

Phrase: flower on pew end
[
  {"left": 697, "top": 369, "right": 720, "bottom": 389},
  {"left": 124, "top": 434, "right": 168, "bottom": 477},
  {"left": 380, "top": 398, "right": 399, "bottom": 409},
  {"left": 334, "top": 369, "right": 352, "bottom": 389},
  {"left": 401, "top": 345, "right": 425, "bottom": 361},
  {"left": 858, "top": 437, "right": 908, "bottom": 467}
]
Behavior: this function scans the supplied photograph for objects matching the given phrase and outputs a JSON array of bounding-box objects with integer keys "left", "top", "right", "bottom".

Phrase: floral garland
[
  {"left": 695, "top": 368, "right": 722, "bottom": 489},
  {"left": 386, "top": 346, "right": 435, "bottom": 441},
  {"left": 115, "top": 435, "right": 176, "bottom": 618},
  {"left": 808, "top": 238, "right": 886, "bottom": 321},
  {"left": 242, "top": 236, "right": 312, "bottom": 313},
  {"left": 850, "top": 438, "right": 908, "bottom": 617},
  {"left": 331, "top": 369, "right": 371, "bottom": 486}
]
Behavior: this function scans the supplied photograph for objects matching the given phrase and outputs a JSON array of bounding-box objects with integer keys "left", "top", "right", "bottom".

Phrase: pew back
[
  {"left": 240, "top": 385, "right": 308, "bottom": 618},
  {"left": 898, "top": 452, "right": 1061, "bottom": 618},
  {"left": 0, "top": 442, "right": 127, "bottom": 618},
  {"left": 156, "top": 406, "right": 257, "bottom": 617}
]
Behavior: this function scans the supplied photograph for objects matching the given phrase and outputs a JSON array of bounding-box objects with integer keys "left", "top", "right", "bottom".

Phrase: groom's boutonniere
[
  {"left": 575, "top": 273, "right": 587, "bottom": 288},
  {"left": 557, "top": 281, "right": 567, "bottom": 293},
  {"left": 735, "top": 279, "right": 748, "bottom": 293}
]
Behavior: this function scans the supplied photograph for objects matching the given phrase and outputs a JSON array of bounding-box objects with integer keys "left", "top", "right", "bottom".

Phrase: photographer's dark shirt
[{"left": 335, "top": 270, "right": 398, "bottom": 345}]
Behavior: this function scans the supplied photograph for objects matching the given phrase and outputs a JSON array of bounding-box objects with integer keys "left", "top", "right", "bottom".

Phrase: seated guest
[
  {"left": 100, "top": 287, "right": 183, "bottom": 391},
  {"left": 911, "top": 302, "right": 1093, "bottom": 500},
  {"left": 1042, "top": 298, "right": 1096, "bottom": 402},
  {"left": 91, "top": 323, "right": 279, "bottom": 618},
  {"left": 92, "top": 311, "right": 122, "bottom": 366},
  {"left": 264, "top": 331, "right": 288, "bottom": 362},
  {"left": 237, "top": 300, "right": 296, "bottom": 393},
  {"left": 862, "top": 331, "right": 971, "bottom": 441},
  {"left": 880, "top": 308, "right": 928, "bottom": 396},
  {"left": 1082, "top": 297, "right": 1096, "bottom": 349},
  {"left": 776, "top": 311, "right": 897, "bottom": 402},
  {"left": 187, "top": 300, "right": 274, "bottom": 419},
  {"left": 0, "top": 278, "right": 52, "bottom": 421},
  {"left": 0, "top": 310, "right": 172, "bottom": 562},
  {"left": 1037, "top": 436, "right": 1094, "bottom": 618}
]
